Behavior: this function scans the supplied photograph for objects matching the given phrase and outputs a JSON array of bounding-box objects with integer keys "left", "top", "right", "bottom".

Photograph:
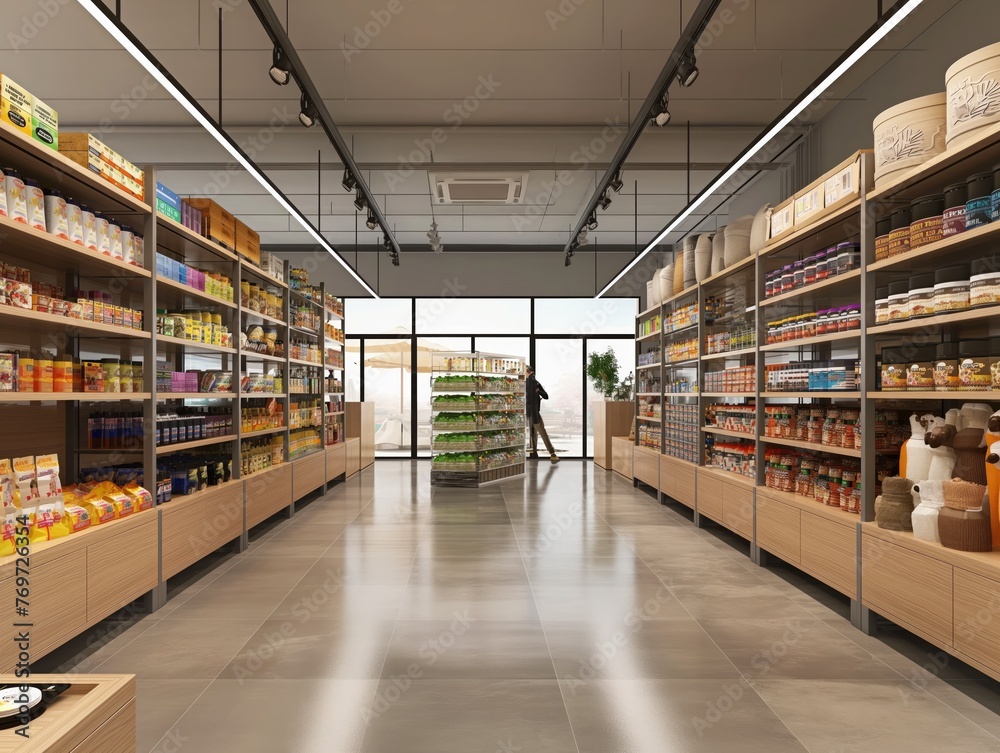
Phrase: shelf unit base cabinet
[
  {"left": 161, "top": 481, "right": 244, "bottom": 580},
  {"left": 246, "top": 464, "right": 293, "bottom": 529},
  {"left": 696, "top": 469, "right": 754, "bottom": 541},
  {"left": 293, "top": 452, "right": 326, "bottom": 500},
  {"left": 756, "top": 490, "right": 858, "bottom": 600},
  {"left": 633, "top": 446, "right": 659, "bottom": 488},
  {"left": 327, "top": 443, "right": 348, "bottom": 482},
  {"left": 659, "top": 455, "right": 696, "bottom": 509},
  {"left": 346, "top": 402, "right": 375, "bottom": 469},
  {"left": 593, "top": 402, "right": 636, "bottom": 470},
  {"left": 611, "top": 437, "right": 633, "bottom": 480},
  {"left": 345, "top": 438, "right": 361, "bottom": 477}
]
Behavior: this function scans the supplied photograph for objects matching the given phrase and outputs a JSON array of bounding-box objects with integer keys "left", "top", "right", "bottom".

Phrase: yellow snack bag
[
  {"left": 124, "top": 483, "right": 153, "bottom": 512},
  {"left": 63, "top": 505, "right": 92, "bottom": 534},
  {"left": 0, "top": 512, "right": 17, "bottom": 557},
  {"left": 106, "top": 493, "right": 134, "bottom": 518},
  {"left": 82, "top": 498, "right": 115, "bottom": 525},
  {"left": 12, "top": 457, "right": 37, "bottom": 507},
  {"left": 31, "top": 503, "right": 68, "bottom": 543}
]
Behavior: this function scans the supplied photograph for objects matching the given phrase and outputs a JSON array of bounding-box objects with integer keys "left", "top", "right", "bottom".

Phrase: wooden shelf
[
  {"left": 0, "top": 119, "right": 150, "bottom": 214},
  {"left": 636, "top": 363, "right": 661, "bottom": 371},
  {"left": 289, "top": 324, "right": 321, "bottom": 337},
  {"left": 703, "top": 426, "right": 756, "bottom": 440},
  {"left": 0, "top": 391, "right": 151, "bottom": 402},
  {"left": 698, "top": 465, "right": 755, "bottom": 488},
  {"left": 700, "top": 391, "right": 755, "bottom": 398},
  {"left": 0, "top": 305, "right": 150, "bottom": 339},
  {"left": 637, "top": 302, "right": 661, "bottom": 318},
  {"left": 702, "top": 346, "right": 756, "bottom": 361},
  {"left": 700, "top": 254, "right": 756, "bottom": 287},
  {"left": 636, "top": 330, "right": 661, "bottom": 342},
  {"left": 759, "top": 330, "right": 860, "bottom": 352},
  {"left": 868, "top": 305, "right": 1000, "bottom": 335},
  {"left": 759, "top": 486, "right": 861, "bottom": 526},
  {"left": 868, "top": 119, "right": 1000, "bottom": 203},
  {"left": 761, "top": 391, "right": 860, "bottom": 399},
  {"left": 240, "top": 307, "right": 287, "bottom": 327},
  {"left": 862, "top": 521, "right": 1000, "bottom": 582},
  {"left": 664, "top": 357, "right": 699, "bottom": 368},
  {"left": 869, "top": 220, "right": 1000, "bottom": 272},
  {"left": 874, "top": 391, "right": 999, "bottom": 401},
  {"left": 156, "top": 275, "right": 237, "bottom": 310},
  {"left": 242, "top": 351, "right": 285, "bottom": 364},
  {"left": 157, "top": 392, "right": 235, "bottom": 400},
  {"left": 760, "top": 269, "right": 862, "bottom": 308},
  {"left": 289, "top": 289, "right": 323, "bottom": 308},
  {"left": 759, "top": 198, "right": 861, "bottom": 259},
  {"left": 636, "top": 392, "right": 661, "bottom": 397},
  {"left": 242, "top": 426, "right": 287, "bottom": 438},
  {"left": 156, "top": 214, "right": 238, "bottom": 263},
  {"left": 156, "top": 434, "right": 237, "bottom": 455},
  {"left": 761, "top": 435, "right": 861, "bottom": 458},
  {"left": 289, "top": 357, "right": 323, "bottom": 367},
  {"left": 636, "top": 415, "right": 661, "bottom": 422},
  {"left": 157, "top": 334, "right": 236, "bottom": 354},
  {"left": 241, "top": 262, "right": 288, "bottom": 289},
  {"left": 241, "top": 392, "right": 287, "bottom": 399},
  {"left": 0, "top": 213, "right": 150, "bottom": 281}
]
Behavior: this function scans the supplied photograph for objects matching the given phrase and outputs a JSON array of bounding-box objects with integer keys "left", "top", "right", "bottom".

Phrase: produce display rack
[
  {"left": 0, "top": 120, "right": 367, "bottom": 672},
  {"left": 430, "top": 351, "right": 526, "bottom": 488}
]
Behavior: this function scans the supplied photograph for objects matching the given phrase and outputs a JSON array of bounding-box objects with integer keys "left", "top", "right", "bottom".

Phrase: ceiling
[{"left": 0, "top": 0, "right": 962, "bottom": 259}]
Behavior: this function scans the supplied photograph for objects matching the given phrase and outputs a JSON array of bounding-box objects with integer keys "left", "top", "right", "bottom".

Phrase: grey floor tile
[{"left": 137, "top": 680, "right": 210, "bottom": 753}]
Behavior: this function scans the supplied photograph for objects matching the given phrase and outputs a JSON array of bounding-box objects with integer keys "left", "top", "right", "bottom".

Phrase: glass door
[
  {"left": 362, "top": 338, "right": 413, "bottom": 457},
  {"left": 585, "top": 338, "right": 637, "bottom": 457},
  {"left": 533, "top": 339, "right": 584, "bottom": 457},
  {"left": 416, "top": 337, "right": 472, "bottom": 458}
]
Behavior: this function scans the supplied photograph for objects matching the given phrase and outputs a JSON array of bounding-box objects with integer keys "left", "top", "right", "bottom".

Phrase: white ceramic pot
[
  {"left": 695, "top": 234, "right": 713, "bottom": 282},
  {"left": 711, "top": 229, "right": 726, "bottom": 275},
  {"left": 873, "top": 93, "right": 947, "bottom": 186},
  {"left": 723, "top": 216, "right": 754, "bottom": 267},
  {"left": 648, "top": 271, "right": 662, "bottom": 307},
  {"left": 682, "top": 236, "right": 697, "bottom": 288},
  {"left": 658, "top": 265, "right": 674, "bottom": 302},
  {"left": 947, "top": 42, "right": 1000, "bottom": 148},
  {"left": 749, "top": 205, "right": 772, "bottom": 256}
]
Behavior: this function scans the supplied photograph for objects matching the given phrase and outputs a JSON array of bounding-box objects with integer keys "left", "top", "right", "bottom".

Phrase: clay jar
[
  {"left": 724, "top": 216, "right": 754, "bottom": 267},
  {"left": 657, "top": 265, "right": 674, "bottom": 303},
  {"left": 695, "top": 234, "right": 714, "bottom": 282},
  {"left": 873, "top": 93, "right": 947, "bottom": 185},
  {"left": 711, "top": 229, "right": 726, "bottom": 275},
  {"left": 682, "top": 236, "right": 697, "bottom": 289},
  {"left": 947, "top": 42, "right": 1000, "bottom": 148}
]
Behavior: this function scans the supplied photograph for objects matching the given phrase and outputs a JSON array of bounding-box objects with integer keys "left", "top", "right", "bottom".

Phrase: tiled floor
[{"left": 43, "top": 461, "right": 1000, "bottom": 752}]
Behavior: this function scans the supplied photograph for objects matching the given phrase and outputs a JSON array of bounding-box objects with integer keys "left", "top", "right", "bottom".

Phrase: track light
[
  {"left": 342, "top": 169, "right": 357, "bottom": 193},
  {"left": 383, "top": 233, "right": 392, "bottom": 250},
  {"left": 609, "top": 171, "right": 624, "bottom": 193},
  {"left": 565, "top": 255, "right": 573, "bottom": 267},
  {"left": 597, "top": 191, "right": 612, "bottom": 211},
  {"left": 366, "top": 208, "right": 378, "bottom": 230},
  {"left": 677, "top": 51, "right": 699, "bottom": 87},
  {"left": 576, "top": 229, "right": 589, "bottom": 247},
  {"left": 652, "top": 94, "right": 671, "bottom": 127},
  {"left": 269, "top": 46, "right": 291, "bottom": 86},
  {"left": 298, "top": 92, "right": 318, "bottom": 127},
  {"left": 353, "top": 189, "right": 367, "bottom": 212},
  {"left": 585, "top": 212, "right": 598, "bottom": 231}
]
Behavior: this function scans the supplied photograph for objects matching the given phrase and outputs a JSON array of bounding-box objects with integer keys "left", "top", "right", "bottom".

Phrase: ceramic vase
[
  {"left": 658, "top": 266, "right": 674, "bottom": 303},
  {"left": 711, "top": 228, "right": 726, "bottom": 275},
  {"left": 873, "top": 93, "right": 947, "bottom": 186},
  {"left": 695, "top": 234, "right": 714, "bottom": 282},
  {"left": 682, "top": 236, "right": 697, "bottom": 289},
  {"left": 946, "top": 42, "right": 1000, "bottom": 148}
]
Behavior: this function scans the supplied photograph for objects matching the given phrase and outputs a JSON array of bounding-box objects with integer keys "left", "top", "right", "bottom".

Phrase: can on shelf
[
  {"left": 970, "top": 255, "right": 1000, "bottom": 307},
  {"left": 943, "top": 182, "right": 968, "bottom": 237},
  {"left": 907, "top": 346, "right": 936, "bottom": 390},
  {"left": 909, "top": 195, "right": 944, "bottom": 249},
  {"left": 887, "top": 207, "right": 912, "bottom": 258},
  {"left": 907, "top": 273, "right": 936, "bottom": 317},
  {"left": 933, "top": 264, "right": 971, "bottom": 313},
  {"left": 959, "top": 339, "right": 990, "bottom": 391},
  {"left": 966, "top": 172, "right": 994, "bottom": 230},
  {"left": 875, "top": 287, "right": 890, "bottom": 323},
  {"left": 874, "top": 216, "right": 892, "bottom": 261},
  {"left": 934, "top": 342, "right": 961, "bottom": 392}
]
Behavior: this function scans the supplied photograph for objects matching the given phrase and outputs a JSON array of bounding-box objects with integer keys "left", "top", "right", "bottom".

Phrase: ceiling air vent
[{"left": 429, "top": 172, "right": 528, "bottom": 205}]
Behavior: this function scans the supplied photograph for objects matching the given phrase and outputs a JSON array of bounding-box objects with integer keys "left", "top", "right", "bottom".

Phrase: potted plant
[
  {"left": 613, "top": 372, "right": 634, "bottom": 402},
  {"left": 586, "top": 348, "right": 619, "bottom": 399}
]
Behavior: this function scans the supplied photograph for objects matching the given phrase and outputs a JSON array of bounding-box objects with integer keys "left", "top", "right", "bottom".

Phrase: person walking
[{"left": 525, "top": 365, "right": 559, "bottom": 463}]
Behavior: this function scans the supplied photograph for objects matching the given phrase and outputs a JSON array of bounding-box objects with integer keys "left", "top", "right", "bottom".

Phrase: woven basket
[
  {"left": 938, "top": 506, "right": 993, "bottom": 551},
  {"left": 875, "top": 477, "right": 914, "bottom": 531},
  {"left": 942, "top": 478, "right": 988, "bottom": 511}
]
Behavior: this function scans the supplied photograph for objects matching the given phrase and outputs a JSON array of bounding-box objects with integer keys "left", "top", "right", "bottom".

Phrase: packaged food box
[
  {"left": 0, "top": 74, "right": 33, "bottom": 137},
  {"left": 156, "top": 181, "right": 181, "bottom": 211},
  {"left": 186, "top": 198, "right": 235, "bottom": 249},
  {"left": 6, "top": 281, "right": 30, "bottom": 309},
  {"left": 31, "top": 97, "right": 57, "bottom": 150}
]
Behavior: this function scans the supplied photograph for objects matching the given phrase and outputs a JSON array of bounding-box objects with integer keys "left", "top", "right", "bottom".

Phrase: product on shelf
[
  {"left": 665, "top": 377, "right": 696, "bottom": 393},
  {"left": 256, "top": 250, "right": 285, "bottom": 282},
  {"left": 157, "top": 452, "right": 232, "bottom": 499},
  {"left": 156, "top": 253, "right": 234, "bottom": 302},
  {"left": 431, "top": 449, "right": 525, "bottom": 472},
  {"left": 638, "top": 423, "right": 660, "bottom": 450},
  {"left": 765, "top": 306, "right": 860, "bottom": 344},
  {"left": 241, "top": 398, "right": 285, "bottom": 433},
  {"left": 289, "top": 368, "right": 323, "bottom": 395},
  {"left": 881, "top": 341, "right": 1000, "bottom": 393},
  {"left": 289, "top": 339, "right": 322, "bottom": 364},
  {"left": 705, "top": 324, "right": 756, "bottom": 354},
  {"left": 240, "top": 280, "right": 283, "bottom": 318},
  {"left": 664, "top": 304, "right": 698, "bottom": 333},
  {"left": 705, "top": 404, "right": 757, "bottom": 434},
  {"left": 289, "top": 398, "right": 323, "bottom": 430},
  {"left": 637, "top": 346, "right": 662, "bottom": 368},
  {"left": 157, "top": 310, "right": 232, "bottom": 348},
  {"left": 288, "top": 428, "right": 321, "bottom": 459},
  {"left": 291, "top": 304, "right": 321, "bottom": 332},
  {"left": 155, "top": 362, "right": 231, "bottom": 394},
  {"left": 240, "top": 371, "right": 284, "bottom": 395},
  {"left": 433, "top": 375, "right": 521, "bottom": 393},
  {"left": 325, "top": 322, "right": 344, "bottom": 342},
  {"left": 59, "top": 132, "right": 145, "bottom": 200},
  {"left": 704, "top": 365, "right": 755, "bottom": 393},
  {"left": 242, "top": 324, "right": 282, "bottom": 357},
  {"left": 325, "top": 413, "right": 345, "bottom": 446},
  {"left": 705, "top": 439, "right": 756, "bottom": 479},
  {"left": 325, "top": 294, "right": 344, "bottom": 317},
  {"left": 666, "top": 337, "right": 698, "bottom": 363},
  {"left": 241, "top": 436, "right": 284, "bottom": 475},
  {"left": 764, "top": 361, "right": 859, "bottom": 392},
  {"left": 637, "top": 398, "right": 660, "bottom": 420},
  {"left": 326, "top": 349, "right": 345, "bottom": 369},
  {"left": 432, "top": 394, "right": 525, "bottom": 412},
  {"left": 432, "top": 429, "right": 525, "bottom": 452},
  {"left": 875, "top": 256, "right": 1000, "bottom": 324},
  {"left": 663, "top": 403, "right": 699, "bottom": 463},
  {"left": 636, "top": 374, "right": 661, "bottom": 394},
  {"left": 764, "top": 242, "right": 860, "bottom": 300}
]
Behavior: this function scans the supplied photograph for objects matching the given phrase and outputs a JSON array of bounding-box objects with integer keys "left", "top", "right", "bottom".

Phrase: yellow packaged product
[
  {"left": 63, "top": 505, "right": 92, "bottom": 533},
  {"left": 124, "top": 483, "right": 153, "bottom": 512},
  {"left": 12, "top": 456, "right": 37, "bottom": 507},
  {"left": 31, "top": 502, "right": 68, "bottom": 542},
  {"left": 0, "top": 511, "right": 21, "bottom": 557},
  {"left": 0, "top": 459, "right": 15, "bottom": 511},
  {"left": 105, "top": 493, "right": 135, "bottom": 518},
  {"left": 35, "top": 453, "right": 63, "bottom": 501},
  {"left": 82, "top": 498, "right": 115, "bottom": 525}
]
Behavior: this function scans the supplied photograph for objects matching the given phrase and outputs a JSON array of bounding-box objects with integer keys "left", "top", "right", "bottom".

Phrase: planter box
[{"left": 592, "top": 401, "right": 635, "bottom": 470}]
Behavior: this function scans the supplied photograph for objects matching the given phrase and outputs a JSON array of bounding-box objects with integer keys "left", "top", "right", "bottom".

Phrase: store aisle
[{"left": 48, "top": 462, "right": 1000, "bottom": 753}]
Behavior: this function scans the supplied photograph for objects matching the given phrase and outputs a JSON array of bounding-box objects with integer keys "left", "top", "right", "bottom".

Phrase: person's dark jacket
[{"left": 525, "top": 374, "right": 548, "bottom": 423}]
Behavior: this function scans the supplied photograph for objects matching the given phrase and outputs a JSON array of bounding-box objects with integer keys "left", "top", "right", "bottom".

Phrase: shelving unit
[{"left": 429, "top": 352, "right": 526, "bottom": 488}]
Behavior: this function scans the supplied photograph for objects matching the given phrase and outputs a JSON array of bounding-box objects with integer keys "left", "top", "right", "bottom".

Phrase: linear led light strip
[
  {"left": 596, "top": 0, "right": 925, "bottom": 299},
  {"left": 76, "top": 0, "right": 379, "bottom": 298}
]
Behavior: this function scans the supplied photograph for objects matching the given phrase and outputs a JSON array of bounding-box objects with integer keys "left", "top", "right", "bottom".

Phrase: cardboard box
[
  {"left": 768, "top": 199, "right": 794, "bottom": 242},
  {"left": 156, "top": 182, "right": 181, "bottom": 212},
  {"left": 187, "top": 198, "right": 236, "bottom": 249},
  {"left": 793, "top": 183, "right": 824, "bottom": 227},
  {"left": 60, "top": 150, "right": 102, "bottom": 175},
  {"left": 235, "top": 220, "right": 261, "bottom": 265},
  {"left": 156, "top": 199, "right": 182, "bottom": 223},
  {"left": 60, "top": 132, "right": 103, "bottom": 158},
  {"left": 0, "top": 74, "right": 33, "bottom": 137},
  {"left": 31, "top": 97, "right": 57, "bottom": 150}
]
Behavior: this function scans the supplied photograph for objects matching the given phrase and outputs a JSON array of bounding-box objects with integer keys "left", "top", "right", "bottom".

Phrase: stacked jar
[{"left": 764, "top": 243, "right": 860, "bottom": 300}]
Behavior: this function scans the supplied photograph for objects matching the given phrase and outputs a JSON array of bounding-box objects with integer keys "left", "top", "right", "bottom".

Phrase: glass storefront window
[{"left": 534, "top": 298, "right": 638, "bottom": 335}]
